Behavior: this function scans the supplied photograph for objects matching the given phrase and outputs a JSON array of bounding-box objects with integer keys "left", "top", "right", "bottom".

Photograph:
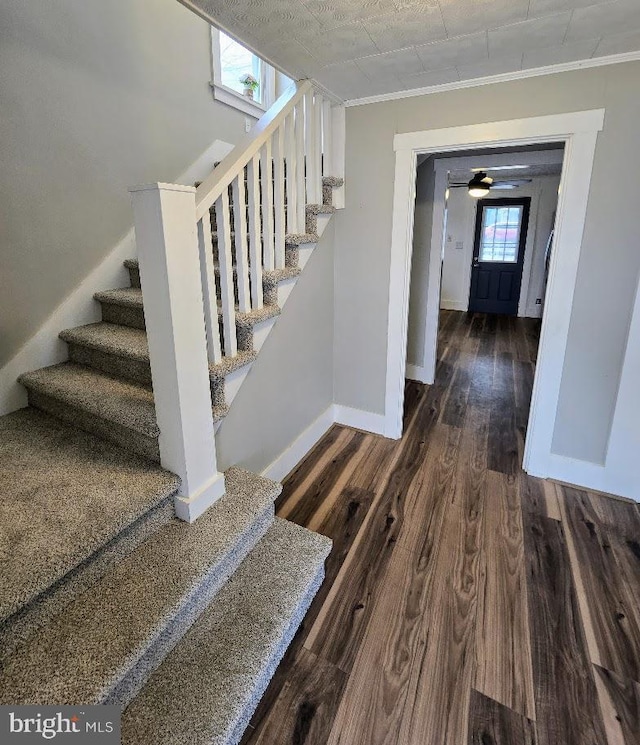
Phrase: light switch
[{"left": 455, "top": 241, "right": 464, "bottom": 250}]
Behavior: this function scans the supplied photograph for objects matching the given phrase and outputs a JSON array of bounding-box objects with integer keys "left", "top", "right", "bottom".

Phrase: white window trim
[{"left": 210, "top": 29, "right": 275, "bottom": 119}]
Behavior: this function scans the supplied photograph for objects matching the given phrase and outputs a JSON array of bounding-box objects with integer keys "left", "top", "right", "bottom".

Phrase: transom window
[{"left": 478, "top": 205, "right": 524, "bottom": 263}]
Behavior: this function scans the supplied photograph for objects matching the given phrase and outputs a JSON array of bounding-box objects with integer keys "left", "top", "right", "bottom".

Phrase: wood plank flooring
[{"left": 241, "top": 310, "right": 640, "bottom": 745}]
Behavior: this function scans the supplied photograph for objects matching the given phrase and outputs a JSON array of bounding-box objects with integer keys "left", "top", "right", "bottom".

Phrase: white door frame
[{"left": 384, "top": 110, "right": 605, "bottom": 479}]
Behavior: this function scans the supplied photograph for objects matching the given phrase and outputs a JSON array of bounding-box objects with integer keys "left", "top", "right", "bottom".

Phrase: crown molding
[{"left": 343, "top": 50, "right": 640, "bottom": 108}]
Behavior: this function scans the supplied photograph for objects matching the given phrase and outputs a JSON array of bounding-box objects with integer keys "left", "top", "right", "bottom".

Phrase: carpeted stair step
[
  {"left": 322, "top": 175, "right": 344, "bottom": 187},
  {"left": 208, "top": 229, "right": 317, "bottom": 257},
  {"left": 95, "top": 281, "right": 292, "bottom": 334},
  {"left": 210, "top": 202, "right": 325, "bottom": 241},
  {"left": 95, "top": 287, "right": 145, "bottom": 330},
  {"left": 323, "top": 176, "right": 344, "bottom": 206},
  {"left": 122, "top": 518, "right": 331, "bottom": 745},
  {"left": 229, "top": 305, "right": 280, "bottom": 352},
  {"left": 124, "top": 258, "right": 140, "bottom": 289},
  {"left": 210, "top": 203, "right": 335, "bottom": 237},
  {"left": 60, "top": 322, "right": 152, "bottom": 386},
  {"left": 125, "top": 230, "right": 317, "bottom": 290},
  {"left": 0, "top": 468, "right": 281, "bottom": 707},
  {"left": 19, "top": 362, "right": 160, "bottom": 462},
  {"left": 0, "top": 408, "right": 180, "bottom": 657},
  {"left": 208, "top": 350, "right": 256, "bottom": 411},
  {"left": 58, "top": 322, "right": 259, "bottom": 396},
  {"left": 305, "top": 203, "right": 336, "bottom": 234},
  {"left": 262, "top": 266, "right": 302, "bottom": 304},
  {"left": 212, "top": 264, "right": 302, "bottom": 285},
  {"left": 206, "top": 264, "right": 302, "bottom": 308}
]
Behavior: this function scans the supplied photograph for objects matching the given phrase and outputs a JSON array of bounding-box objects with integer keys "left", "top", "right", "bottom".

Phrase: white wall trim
[
  {"left": 419, "top": 165, "right": 448, "bottom": 385},
  {"left": 261, "top": 406, "right": 334, "bottom": 483},
  {"left": 544, "top": 454, "right": 609, "bottom": 494},
  {"left": 210, "top": 83, "right": 266, "bottom": 119},
  {"left": 440, "top": 300, "right": 468, "bottom": 312},
  {"left": 333, "top": 404, "right": 387, "bottom": 435},
  {"left": 345, "top": 51, "right": 640, "bottom": 108},
  {"left": 385, "top": 111, "right": 605, "bottom": 485},
  {"left": 394, "top": 110, "right": 605, "bottom": 152},
  {"left": 405, "top": 364, "right": 431, "bottom": 384},
  {"left": 0, "top": 139, "right": 235, "bottom": 416}
]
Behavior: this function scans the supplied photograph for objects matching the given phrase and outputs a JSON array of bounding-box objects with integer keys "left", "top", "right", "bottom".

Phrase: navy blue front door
[{"left": 468, "top": 197, "right": 531, "bottom": 316}]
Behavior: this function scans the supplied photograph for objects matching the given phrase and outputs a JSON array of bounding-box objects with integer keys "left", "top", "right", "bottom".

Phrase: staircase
[
  {"left": 0, "top": 80, "right": 342, "bottom": 743},
  {"left": 18, "top": 174, "right": 342, "bottom": 461}
]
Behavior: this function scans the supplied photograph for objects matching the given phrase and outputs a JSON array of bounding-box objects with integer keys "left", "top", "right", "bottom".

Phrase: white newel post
[{"left": 129, "top": 183, "right": 226, "bottom": 523}]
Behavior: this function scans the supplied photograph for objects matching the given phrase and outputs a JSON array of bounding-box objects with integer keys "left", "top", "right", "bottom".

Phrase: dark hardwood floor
[{"left": 241, "top": 310, "right": 640, "bottom": 745}]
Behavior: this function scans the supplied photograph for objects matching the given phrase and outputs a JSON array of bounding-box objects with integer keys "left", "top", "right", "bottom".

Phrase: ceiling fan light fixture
[
  {"left": 468, "top": 172, "right": 492, "bottom": 197},
  {"left": 471, "top": 165, "right": 529, "bottom": 172}
]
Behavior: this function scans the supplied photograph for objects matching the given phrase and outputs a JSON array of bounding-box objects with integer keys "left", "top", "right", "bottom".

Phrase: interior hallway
[{"left": 241, "top": 310, "right": 640, "bottom": 745}]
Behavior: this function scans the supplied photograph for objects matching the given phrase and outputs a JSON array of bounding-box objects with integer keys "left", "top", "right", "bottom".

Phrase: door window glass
[{"left": 478, "top": 205, "right": 523, "bottom": 262}]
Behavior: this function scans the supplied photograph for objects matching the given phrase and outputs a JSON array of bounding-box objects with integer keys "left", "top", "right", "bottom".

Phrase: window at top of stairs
[{"left": 210, "top": 29, "right": 276, "bottom": 119}]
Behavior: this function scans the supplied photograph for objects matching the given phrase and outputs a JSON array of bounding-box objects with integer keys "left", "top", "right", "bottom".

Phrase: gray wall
[
  {"left": 216, "top": 223, "right": 335, "bottom": 473},
  {"left": 334, "top": 61, "right": 640, "bottom": 465},
  {"left": 0, "top": 0, "right": 246, "bottom": 366},
  {"left": 407, "top": 158, "right": 436, "bottom": 367}
]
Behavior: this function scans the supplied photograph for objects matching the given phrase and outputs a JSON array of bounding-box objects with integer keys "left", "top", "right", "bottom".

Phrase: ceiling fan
[{"left": 448, "top": 168, "right": 532, "bottom": 197}]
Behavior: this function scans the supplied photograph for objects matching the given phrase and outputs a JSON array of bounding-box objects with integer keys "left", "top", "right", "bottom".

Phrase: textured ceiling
[
  {"left": 182, "top": 0, "right": 640, "bottom": 100},
  {"left": 449, "top": 163, "right": 564, "bottom": 181}
]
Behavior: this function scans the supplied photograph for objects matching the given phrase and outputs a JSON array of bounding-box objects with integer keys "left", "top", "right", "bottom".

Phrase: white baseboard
[
  {"left": 440, "top": 299, "right": 468, "bottom": 312},
  {"left": 173, "top": 471, "right": 227, "bottom": 523},
  {"left": 333, "top": 404, "right": 386, "bottom": 435},
  {"left": 0, "top": 139, "right": 235, "bottom": 416},
  {"left": 523, "top": 306, "right": 543, "bottom": 319},
  {"left": 262, "top": 406, "right": 334, "bottom": 483},
  {"left": 261, "top": 402, "right": 389, "bottom": 484},
  {"left": 534, "top": 453, "right": 638, "bottom": 503},
  {"left": 405, "top": 363, "right": 433, "bottom": 384}
]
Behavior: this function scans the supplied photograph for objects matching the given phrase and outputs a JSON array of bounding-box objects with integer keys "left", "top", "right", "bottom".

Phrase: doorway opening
[
  {"left": 384, "top": 111, "right": 604, "bottom": 481},
  {"left": 406, "top": 146, "right": 563, "bottom": 474}
]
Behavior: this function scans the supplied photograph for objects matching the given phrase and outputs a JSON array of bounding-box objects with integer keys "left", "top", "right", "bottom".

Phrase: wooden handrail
[{"left": 194, "top": 79, "right": 313, "bottom": 221}]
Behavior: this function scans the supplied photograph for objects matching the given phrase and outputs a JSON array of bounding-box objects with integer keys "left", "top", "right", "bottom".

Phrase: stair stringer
[
  {"left": 218, "top": 205, "right": 337, "bottom": 423},
  {"left": 213, "top": 215, "right": 337, "bottom": 474}
]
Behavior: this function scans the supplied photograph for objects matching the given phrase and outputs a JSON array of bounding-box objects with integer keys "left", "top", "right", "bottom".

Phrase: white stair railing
[{"left": 129, "top": 80, "right": 345, "bottom": 521}]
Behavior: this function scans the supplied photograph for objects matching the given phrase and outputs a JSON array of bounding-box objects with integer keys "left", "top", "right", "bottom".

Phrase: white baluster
[
  {"left": 285, "top": 112, "right": 297, "bottom": 234},
  {"left": 247, "top": 153, "right": 264, "bottom": 308},
  {"left": 197, "top": 215, "right": 222, "bottom": 364},
  {"left": 295, "top": 101, "right": 305, "bottom": 233},
  {"left": 322, "top": 99, "right": 332, "bottom": 179},
  {"left": 232, "top": 173, "right": 251, "bottom": 314},
  {"left": 261, "top": 139, "right": 275, "bottom": 271},
  {"left": 273, "top": 124, "right": 286, "bottom": 269},
  {"left": 304, "top": 89, "right": 316, "bottom": 206},
  {"left": 313, "top": 92, "right": 323, "bottom": 202},
  {"left": 215, "top": 191, "right": 237, "bottom": 358}
]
